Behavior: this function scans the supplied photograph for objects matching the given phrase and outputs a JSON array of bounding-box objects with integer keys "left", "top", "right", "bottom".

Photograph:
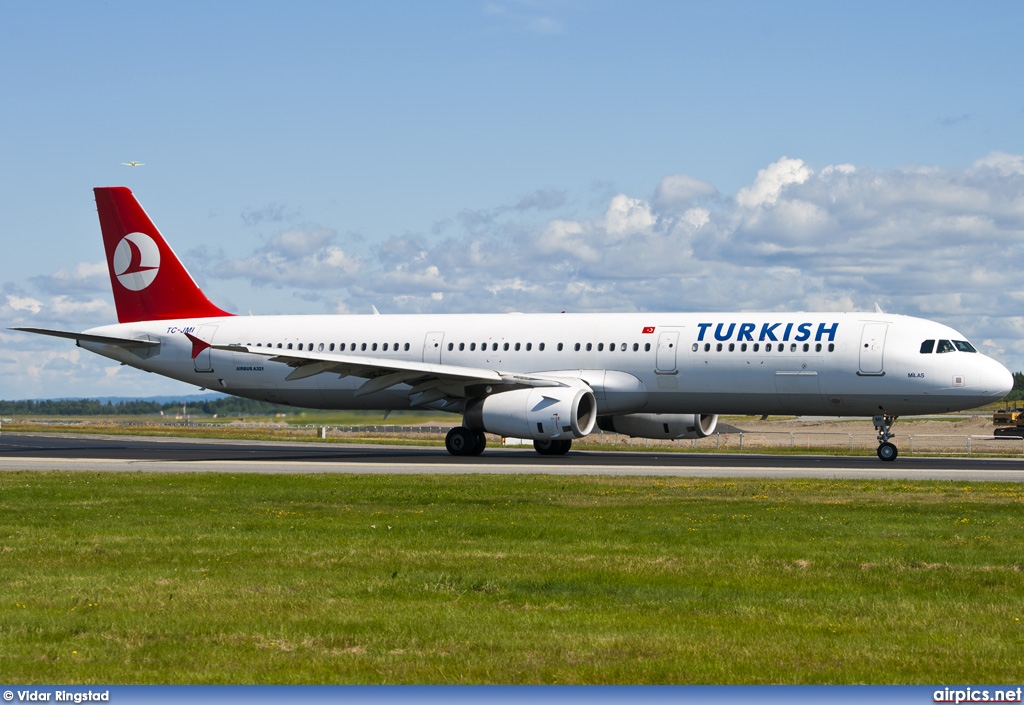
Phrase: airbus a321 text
[{"left": 14, "top": 187, "right": 1014, "bottom": 461}]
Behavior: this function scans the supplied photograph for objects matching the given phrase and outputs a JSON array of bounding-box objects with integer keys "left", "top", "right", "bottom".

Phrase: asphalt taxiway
[{"left": 2, "top": 432, "right": 1024, "bottom": 481}]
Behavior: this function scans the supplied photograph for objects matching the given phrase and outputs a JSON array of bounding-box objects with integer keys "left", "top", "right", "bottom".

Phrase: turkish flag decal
[{"left": 641, "top": 326, "right": 655, "bottom": 334}]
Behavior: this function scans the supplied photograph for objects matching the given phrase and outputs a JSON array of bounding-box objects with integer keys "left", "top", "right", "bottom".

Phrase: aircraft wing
[
  {"left": 10, "top": 327, "right": 160, "bottom": 350},
  {"left": 214, "top": 342, "right": 568, "bottom": 407}
]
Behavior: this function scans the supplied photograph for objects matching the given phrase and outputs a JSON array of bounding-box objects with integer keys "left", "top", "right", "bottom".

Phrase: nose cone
[{"left": 981, "top": 356, "right": 1014, "bottom": 401}]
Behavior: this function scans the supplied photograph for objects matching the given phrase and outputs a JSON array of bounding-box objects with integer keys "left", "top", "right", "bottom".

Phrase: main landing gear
[
  {"left": 444, "top": 427, "right": 573, "bottom": 457},
  {"left": 533, "top": 439, "right": 572, "bottom": 455},
  {"left": 873, "top": 412, "right": 899, "bottom": 461},
  {"left": 445, "top": 427, "right": 487, "bottom": 456}
]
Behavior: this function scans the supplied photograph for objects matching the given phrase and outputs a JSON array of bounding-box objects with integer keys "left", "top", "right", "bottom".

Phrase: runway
[{"left": 2, "top": 431, "right": 1024, "bottom": 481}]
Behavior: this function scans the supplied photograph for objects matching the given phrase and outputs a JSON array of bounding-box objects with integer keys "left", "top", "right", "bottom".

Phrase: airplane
[
  {"left": 12, "top": 187, "right": 1014, "bottom": 461},
  {"left": 121, "top": 161, "right": 145, "bottom": 167}
]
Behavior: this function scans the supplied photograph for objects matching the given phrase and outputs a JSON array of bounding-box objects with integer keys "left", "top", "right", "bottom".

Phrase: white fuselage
[{"left": 82, "top": 311, "right": 1012, "bottom": 418}]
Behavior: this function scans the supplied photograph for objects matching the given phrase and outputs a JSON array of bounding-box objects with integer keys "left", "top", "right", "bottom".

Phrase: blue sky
[{"left": 2, "top": 1, "right": 1023, "bottom": 399}]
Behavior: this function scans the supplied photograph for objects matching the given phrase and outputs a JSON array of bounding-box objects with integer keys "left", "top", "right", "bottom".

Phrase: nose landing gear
[{"left": 873, "top": 412, "right": 899, "bottom": 461}]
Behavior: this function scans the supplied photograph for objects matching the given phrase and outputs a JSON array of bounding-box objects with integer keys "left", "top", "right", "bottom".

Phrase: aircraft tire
[
  {"left": 471, "top": 430, "right": 487, "bottom": 455},
  {"left": 445, "top": 427, "right": 477, "bottom": 456},
  {"left": 534, "top": 439, "right": 572, "bottom": 456},
  {"left": 877, "top": 442, "right": 898, "bottom": 461}
]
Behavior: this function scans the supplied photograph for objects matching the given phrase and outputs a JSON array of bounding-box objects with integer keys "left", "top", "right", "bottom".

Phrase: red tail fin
[{"left": 94, "top": 187, "right": 232, "bottom": 323}]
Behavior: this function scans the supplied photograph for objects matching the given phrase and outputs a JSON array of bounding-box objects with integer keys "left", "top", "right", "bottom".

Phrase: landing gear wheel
[
  {"left": 445, "top": 427, "right": 477, "bottom": 456},
  {"left": 534, "top": 439, "right": 572, "bottom": 456},
  {"left": 471, "top": 430, "right": 487, "bottom": 456},
  {"left": 872, "top": 412, "right": 899, "bottom": 462},
  {"left": 877, "top": 442, "right": 898, "bottom": 462}
]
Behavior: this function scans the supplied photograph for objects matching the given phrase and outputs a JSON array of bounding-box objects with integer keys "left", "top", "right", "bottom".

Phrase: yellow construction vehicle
[{"left": 993, "top": 402, "right": 1024, "bottom": 437}]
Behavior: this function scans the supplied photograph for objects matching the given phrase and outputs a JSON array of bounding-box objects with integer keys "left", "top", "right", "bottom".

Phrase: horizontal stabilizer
[{"left": 11, "top": 327, "right": 160, "bottom": 349}]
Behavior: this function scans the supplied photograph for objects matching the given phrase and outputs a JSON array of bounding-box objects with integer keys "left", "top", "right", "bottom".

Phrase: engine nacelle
[
  {"left": 597, "top": 413, "right": 718, "bottom": 439},
  {"left": 464, "top": 386, "right": 597, "bottom": 440}
]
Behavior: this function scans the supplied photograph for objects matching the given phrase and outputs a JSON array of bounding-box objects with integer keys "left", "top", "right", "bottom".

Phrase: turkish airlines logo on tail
[{"left": 112, "top": 232, "right": 160, "bottom": 291}]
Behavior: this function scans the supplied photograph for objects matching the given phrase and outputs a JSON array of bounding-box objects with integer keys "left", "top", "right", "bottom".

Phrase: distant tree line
[
  {"left": 0, "top": 397, "right": 292, "bottom": 417},
  {"left": 1004, "top": 372, "right": 1024, "bottom": 402}
]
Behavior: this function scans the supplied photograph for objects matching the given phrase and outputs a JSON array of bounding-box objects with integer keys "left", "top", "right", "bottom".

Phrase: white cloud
[
  {"left": 970, "top": 151, "right": 1024, "bottom": 177},
  {"left": 655, "top": 174, "right": 718, "bottom": 208},
  {"left": 6, "top": 294, "right": 43, "bottom": 314},
  {"left": 604, "top": 195, "right": 656, "bottom": 236},
  {"left": 216, "top": 228, "right": 362, "bottom": 289},
  {"left": 735, "top": 157, "right": 813, "bottom": 208}
]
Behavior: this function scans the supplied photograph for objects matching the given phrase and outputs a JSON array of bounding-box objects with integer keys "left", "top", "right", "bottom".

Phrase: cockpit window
[
  {"left": 936, "top": 340, "right": 955, "bottom": 353},
  {"left": 920, "top": 340, "right": 935, "bottom": 354},
  {"left": 953, "top": 340, "right": 977, "bottom": 353}
]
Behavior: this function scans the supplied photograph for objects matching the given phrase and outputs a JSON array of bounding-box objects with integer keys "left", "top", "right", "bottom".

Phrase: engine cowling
[
  {"left": 597, "top": 413, "right": 718, "bottom": 439},
  {"left": 464, "top": 386, "right": 597, "bottom": 440}
]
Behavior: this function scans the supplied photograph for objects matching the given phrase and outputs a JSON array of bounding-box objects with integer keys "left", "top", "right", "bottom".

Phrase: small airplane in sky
[
  {"left": 121, "top": 161, "right": 145, "bottom": 167},
  {"left": 12, "top": 187, "right": 1014, "bottom": 460}
]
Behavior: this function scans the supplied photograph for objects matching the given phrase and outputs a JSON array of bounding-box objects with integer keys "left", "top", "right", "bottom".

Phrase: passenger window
[
  {"left": 447, "top": 343, "right": 454, "bottom": 351},
  {"left": 470, "top": 343, "right": 476, "bottom": 351},
  {"left": 574, "top": 343, "right": 581, "bottom": 351},
  {"left": 920, "top": 340, "right": 935, "bottom": 354},
  {"left": 329, "top": 343, "right": 335, "bottom": 352},
  {"left": 828, "top": 343, "right": 835, "bottom": 352},
  {"left": 539, "top": 343, "right": 545, "bottom": 351},
  {"left": 557, "top": 343, "right": 563, "bottom": 351},
  {"left": 633, "top": 343, "right": 639, "bottom": 352},
  {"left": 318, "top": 343, "right": 324, "bottom": 352},
  {"left": 704, "top": 343, "right": 710, "bottom": 352},
  {"left": 515, "top": 343, "right": 521, "bottom": 351},
  {"left": 598, "top": 343, "right": 604, "bottom": 352},
  {"left": 753, "top": 343, "right": 759, "bottom": 352},
  {"left": 504, "top": 342, "right": 510, "bottom": 351},
  {"left": 644, "top": 343, "right": 651, "bottom": 352},
  {"left": 297, "top": 343, "right": 303, "bottom": 351},
  {"left": 586, "top": 343, "right": 593, "bottom": 352},
  {"left": 526, "top": 343, "right": 532, "bottom": 351},
  {"left": 937, "top": 340, "right": 954, "bottom": 353},
  {"left": 741, "top": 343, "right": 747, "bottom": 352},
  {"left": 766, "top": 343, "right": 772, "bottom": 352},
  {"left": 382, "top": 343, "right": 389, "bottom": 351},
  {"left": 692, "top": 343, "right": 699, "bottom": 352},
  {"left": 716, "top": 343, "right": 722, "bottom": 352},
  {"left": 459, "top": 343, "right": 465, "bottom": 351},
  {"left": 815, "top": 343, "right": 821, "bottom": 352},
  {"left": 372, "top": 343, "right": 378, "bottom": 351},
  {"left": 287, "top": 343, "right": 294, "bottom": 350}
]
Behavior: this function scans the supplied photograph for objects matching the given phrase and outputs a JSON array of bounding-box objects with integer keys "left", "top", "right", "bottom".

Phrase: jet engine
[
  {"left": 597, "top": 413, "right": 718, "bottom": 439},
  {"left": 464, "top": 386, "right": 597, "bottom": 440}
]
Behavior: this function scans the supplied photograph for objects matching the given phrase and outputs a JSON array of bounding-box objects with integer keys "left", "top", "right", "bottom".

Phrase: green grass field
[{"left": 1, "top": 472, "right": 1021, "bottom": 684}]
